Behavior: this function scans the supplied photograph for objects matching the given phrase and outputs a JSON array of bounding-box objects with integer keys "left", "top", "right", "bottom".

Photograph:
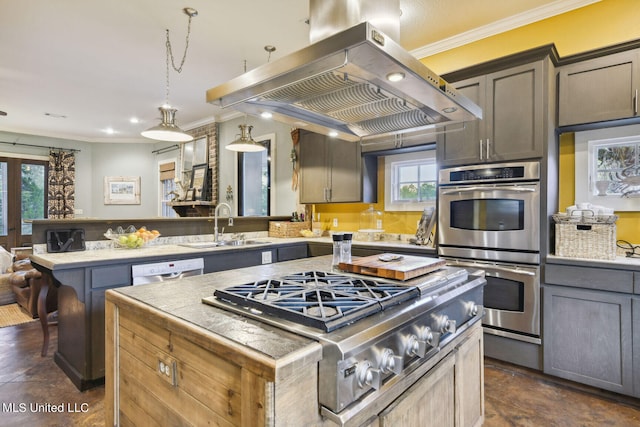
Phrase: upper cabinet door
[
  {"left": 486, "top": 61, "right": 545, "bottom": 162},
  {"left": 436, "top": 77, "right": 485, "bottom": 166},
  {"left": 558, "top": 49, "right": 640, "bottom": 126},
  {"left": 437, "top": 59, "right": 548, "bottom": 167}
]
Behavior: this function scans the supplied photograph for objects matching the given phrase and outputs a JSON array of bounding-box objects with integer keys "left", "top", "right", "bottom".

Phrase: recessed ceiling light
[
  {"left": 103, "top": 128, "right": 115, "bottom": 135},
  {"left": 260, "top": 111, "right": 273, "bottom": 119},
  {"left": 442, "top": 107, "right": 457, "bottom": 113},
  {"left": 386, "top": 72, "right": 405, "bottom": 82},
  {"left": 130, "top": 117, "right": 140, "bottom": 124},
  {"left": 328, "top": 130, "right": 339, "bottom": 138},
  {"left": 44, "top": 112, "right": 67, "bottom": 119}
]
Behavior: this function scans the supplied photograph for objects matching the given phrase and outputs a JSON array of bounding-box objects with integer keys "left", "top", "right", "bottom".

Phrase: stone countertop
[
  {"left": 546, "top": 254, "right": 640, "bottom": 271},
  {"left": 108, "top": 255, "right": 465, "bottom": 362},
  {"left": 30, "top": 236, "right": 435, "bottom": 270},
  {"left": 109, "top": 257, "right": 335, "bottom": 361},
  {"left": 30, "top": 237, "right": 304, "bottom": 270}
]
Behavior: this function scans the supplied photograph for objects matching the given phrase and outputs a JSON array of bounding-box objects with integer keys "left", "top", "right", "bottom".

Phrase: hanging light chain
[{"left": 164, "top": 8, "right": 197, "bottom": 106}]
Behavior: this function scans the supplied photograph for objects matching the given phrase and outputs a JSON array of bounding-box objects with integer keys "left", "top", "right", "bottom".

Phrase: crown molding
[{"left": 410, "top": 0, "right": 601, "bottom": 59}]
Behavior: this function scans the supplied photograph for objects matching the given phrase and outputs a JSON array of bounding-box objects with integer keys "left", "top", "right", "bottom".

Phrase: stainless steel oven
[
  {"left": 443, "top": 258, "right": 540, "bottom": 344},
  {"left": 438, "top": 161, "right": 542, "bottom": 343},
  {"left": 438, "top": 161, "right": 541, "bottom": 264}
]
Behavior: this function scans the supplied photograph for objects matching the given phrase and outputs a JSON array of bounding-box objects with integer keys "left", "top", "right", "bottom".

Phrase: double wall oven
[{"left": 438, "top": 161, "right": 542, "bottom": 344}]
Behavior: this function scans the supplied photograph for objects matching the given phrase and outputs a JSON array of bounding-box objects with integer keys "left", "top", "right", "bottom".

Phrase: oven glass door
[
  {"left": 438, "top": 183, "right": 540, "bottom": 252},
  {"left": 481, "top": 263, "right": 540, "bottom": 338}
]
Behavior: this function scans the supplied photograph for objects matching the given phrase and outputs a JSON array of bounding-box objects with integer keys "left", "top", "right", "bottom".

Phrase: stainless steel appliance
[
  {"left": 203, "top": 268, "right": 485, "bottom": 425},
  {"left": 131, "top": 258, "right": 204, "bottom": 285},
  {"left": 438, "top": 161, "right": 542, "bottom": 343},
  {"left": 206, "top": 0, "right": 482, "bottom": 142}
]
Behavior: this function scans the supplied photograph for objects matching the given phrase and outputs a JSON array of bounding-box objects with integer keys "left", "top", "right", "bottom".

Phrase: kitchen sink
[{"left": 179, "top": 240, "right": 270, "bottom": 249}]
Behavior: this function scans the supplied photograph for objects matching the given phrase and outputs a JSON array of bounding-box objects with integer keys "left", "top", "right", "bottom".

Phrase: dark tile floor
[{"left": 1, "top": 321, "right": 639, "bottom": 426}]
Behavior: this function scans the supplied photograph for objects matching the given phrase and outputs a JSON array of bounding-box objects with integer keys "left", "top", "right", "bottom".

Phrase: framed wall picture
[
  {"left": 104, "top": 176, "right": 141, "bottom": 205},
  {"left": 190, "top": 164, "right": 208, "bottom": 201}
]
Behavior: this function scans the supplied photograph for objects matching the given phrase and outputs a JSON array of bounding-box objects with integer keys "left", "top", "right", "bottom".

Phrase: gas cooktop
[{"left": 212, "top": 271, "right": 419, "bottom": 332}]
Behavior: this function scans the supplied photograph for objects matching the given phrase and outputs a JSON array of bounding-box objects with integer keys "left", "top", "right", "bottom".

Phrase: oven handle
[
  {"left": 440, "top": 186, "right": 536, "bottom": 195},
  {"left": 448, "top": 261, "right": 536, "bottom": 276}
]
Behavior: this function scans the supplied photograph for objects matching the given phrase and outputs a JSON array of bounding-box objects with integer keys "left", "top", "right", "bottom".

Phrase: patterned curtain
[{"left": 48, "top": 150, "right": 75, "bottom": 218}]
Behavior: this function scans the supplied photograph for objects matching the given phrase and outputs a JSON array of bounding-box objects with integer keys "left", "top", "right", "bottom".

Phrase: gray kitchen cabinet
[
  {"left": 437, "top": 57, "right": 553, "bottom": 167},
  {"left": 543, "top": 263, "right": 635, "bottom": 397},
  {"left": 558, "top": 49, "right": 640, "bottom": 126},
  {"left": 633, "top": 297, "right": 640, "bottom": 398},
  {"left": 298, "top": 129, "right": 367, "bottom": 203}
]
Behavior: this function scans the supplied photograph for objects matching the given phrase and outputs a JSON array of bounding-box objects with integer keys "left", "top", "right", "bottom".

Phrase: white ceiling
[{"left": 0, "top": 0, "right": 599, "bottom": 143}]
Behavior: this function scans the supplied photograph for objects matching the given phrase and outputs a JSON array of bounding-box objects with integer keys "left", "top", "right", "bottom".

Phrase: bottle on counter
[
  {"left": 341, "top": 233, "right": 352, "bottom": 264},
  {"left": 332, "top": 233, "right": 344, "bottom": 271}
]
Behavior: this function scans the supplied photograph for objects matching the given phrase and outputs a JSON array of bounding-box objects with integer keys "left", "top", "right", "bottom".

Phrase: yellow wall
[{"left": 315, "top": 0, "right": 640, "bottom": 241}]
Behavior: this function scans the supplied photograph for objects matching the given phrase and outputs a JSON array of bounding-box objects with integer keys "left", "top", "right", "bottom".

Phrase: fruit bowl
[{"left": 104, "top": 225, "right": 161, "bottom": 249}]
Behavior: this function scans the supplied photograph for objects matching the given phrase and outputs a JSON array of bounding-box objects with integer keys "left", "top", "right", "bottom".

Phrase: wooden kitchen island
[{"left": 105, "top": 256, "right": 484, "bottom": 427}]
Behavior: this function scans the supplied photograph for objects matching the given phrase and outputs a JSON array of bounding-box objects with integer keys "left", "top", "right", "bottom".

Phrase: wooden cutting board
[{"left": 339, "top": 253, "right": 447, "bottom": 281}]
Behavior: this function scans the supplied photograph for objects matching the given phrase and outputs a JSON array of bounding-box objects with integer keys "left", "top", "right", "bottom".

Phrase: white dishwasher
[{"left": 131, "top": 258, "right": 204, "bottom": 285}]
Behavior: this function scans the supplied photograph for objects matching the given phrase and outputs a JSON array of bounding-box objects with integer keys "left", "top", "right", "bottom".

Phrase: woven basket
[
  {"left": 268, "top": 221, "right": 309, "bottom": 238},
  {"left": 553, "top": 213, "right": 617, "bottom": 260}
]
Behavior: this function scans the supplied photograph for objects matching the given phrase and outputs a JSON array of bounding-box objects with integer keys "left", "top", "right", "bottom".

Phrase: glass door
[{"left": 0, "top": 157, "right": 48, "bottom": 250}]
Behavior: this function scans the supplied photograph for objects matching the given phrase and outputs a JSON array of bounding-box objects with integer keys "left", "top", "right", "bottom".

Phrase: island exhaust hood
[{"left": 206, "top": 0, "right": 482, "bottom": 142}]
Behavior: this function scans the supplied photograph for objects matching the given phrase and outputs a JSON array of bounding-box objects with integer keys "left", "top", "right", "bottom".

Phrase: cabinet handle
[
  {"left": 324, "top": 188, "right": 331, "bottom": 202},
  {"left": 486, "top": 138, "right": 491, "bottom": 159},
  {"left": 479, "top": 140, "right": 483, "bottom": 160},
  {"left": 635, "top": 89, "right": 638, "bottom": 115}
]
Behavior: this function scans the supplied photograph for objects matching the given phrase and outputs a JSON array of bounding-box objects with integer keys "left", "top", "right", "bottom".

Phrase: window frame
[{"left": 384, "top": 150, "right": 437, "bottom": 212}]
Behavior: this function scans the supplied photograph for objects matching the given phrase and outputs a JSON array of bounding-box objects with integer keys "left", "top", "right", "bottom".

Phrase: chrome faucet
[{"left": 214, "top": 202, "right": 233, "bottom": 243}]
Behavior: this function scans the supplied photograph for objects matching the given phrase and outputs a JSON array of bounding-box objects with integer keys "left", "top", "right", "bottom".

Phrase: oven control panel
[
  {"left": 325, "top": 284, "right": 484, "bottom": 412},
  {"left": 439, "top": 160, "right": 540, "bottom": 185}
]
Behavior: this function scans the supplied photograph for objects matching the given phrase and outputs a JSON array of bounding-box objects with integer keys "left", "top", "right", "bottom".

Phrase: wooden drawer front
[
  {"left": 545, "top": 264, "right": 633, "bottom": 293},
  {"left": 379, "top": 352, "right": 456, "bottom": 426},
  {"left": 118, "top": 310, "right": 248, "bottom": 427},
  {"left": 91, "top": 265, "right": 130, "bottom": 289}
]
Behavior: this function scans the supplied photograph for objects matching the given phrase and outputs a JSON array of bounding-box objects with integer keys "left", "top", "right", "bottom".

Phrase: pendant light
[
  {"left": 141, "top": 8, "right": 197, "bottom": 142},
  {"left": 225, "top": 123, "right": 266, "bottom": 152},
  {"left": 225, "top": 59, "right": 266, "bottom": 152}
]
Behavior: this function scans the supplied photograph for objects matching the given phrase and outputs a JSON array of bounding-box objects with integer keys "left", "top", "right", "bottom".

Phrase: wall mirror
[{"left": 180, "top": 137, "right": 208, "bottom": 184}]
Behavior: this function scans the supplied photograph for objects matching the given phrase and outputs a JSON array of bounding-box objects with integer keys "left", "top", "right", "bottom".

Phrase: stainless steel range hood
[{"left": 206, "top": 0, "right": 482, "bottom": 142}]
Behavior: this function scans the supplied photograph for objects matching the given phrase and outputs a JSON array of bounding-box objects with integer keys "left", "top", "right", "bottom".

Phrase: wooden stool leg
[{"left": 38, "top": 275, "right": 51, "bottom": 357}]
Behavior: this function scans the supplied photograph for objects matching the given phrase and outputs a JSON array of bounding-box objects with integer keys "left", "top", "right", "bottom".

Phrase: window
[
  {"left": 237, "top": 134, "right": 272, "bottom": 216},
  {"left": 384, "top": 150, "right": 437, "bottom": 211},
  {"left": 158, "top": 160, "right": 177, "bottom": 218},
  {"left": 575, "top": 124, "right": 640, "bottom": 211},
  {"left": 0, "top": 155, "right": 48, "bottom": 249}
]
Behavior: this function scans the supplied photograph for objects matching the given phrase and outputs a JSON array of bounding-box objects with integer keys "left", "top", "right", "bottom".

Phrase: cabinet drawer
[
  {"left": 545, "top": 264, "right": 633, "bottom": 293},
  {"left": 91, "top": 265, "right": 131, "bottom": 288}
]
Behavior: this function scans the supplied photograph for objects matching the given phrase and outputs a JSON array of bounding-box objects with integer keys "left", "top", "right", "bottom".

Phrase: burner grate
[{"left": 213, "top": 271, "right": 419, "bottom": 332}]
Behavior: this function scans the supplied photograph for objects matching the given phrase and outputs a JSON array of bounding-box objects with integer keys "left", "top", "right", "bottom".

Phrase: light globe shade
[
  {"left": 141, "top": 106, "right": 193, "bottom": 142},
  {"left": 225, "top": 124, "right": 266, "bottom": 152}
]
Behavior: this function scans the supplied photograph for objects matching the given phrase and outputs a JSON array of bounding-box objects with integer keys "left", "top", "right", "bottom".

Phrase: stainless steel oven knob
[
  {"left": 465, "top": 302, "right": 481, "bottom": 318},
  {"left": 436, "top": 314, "right": 457, "bottom": 334},
  {"left": 406, "top": 334, "right": 427, "bottom": 358},
  {"left": 417, "top": 326, "right": 441, "bottom": 348},
  {"left": 356, "top": 361, "right": 381, "bottom": 390},
  {"left": 379, "top": 348, "right": 403, "bottom": 375}
]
